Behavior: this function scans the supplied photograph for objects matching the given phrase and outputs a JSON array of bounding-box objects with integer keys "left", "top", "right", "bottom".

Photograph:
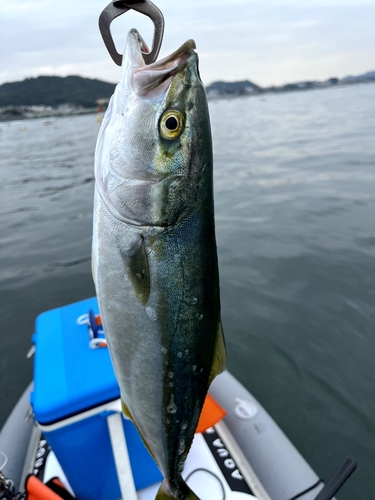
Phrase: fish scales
[{"left": 93, "top": 29, "right": 226, "bottom": 500}]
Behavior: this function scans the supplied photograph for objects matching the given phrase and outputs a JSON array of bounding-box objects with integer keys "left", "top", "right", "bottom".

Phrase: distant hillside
[
  {"left": 0, "top": 75, "right": 116, "bottom": 107},
  {"left": 0, "top": 69, "right": 374, "bottom": 113},
  {"left": 340, "top": 70, "right": 375, "bottom": 84},
  {"left": 206, "top": 80, "right": 261, "bottom": 97},
  {"left": 206, "top": 70, "right": 375, "bottom": 98}
]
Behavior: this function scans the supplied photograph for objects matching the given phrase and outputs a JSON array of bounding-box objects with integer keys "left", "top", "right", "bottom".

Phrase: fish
[{"left": 92, "top": 29, "right": 226, "bottom": 500}]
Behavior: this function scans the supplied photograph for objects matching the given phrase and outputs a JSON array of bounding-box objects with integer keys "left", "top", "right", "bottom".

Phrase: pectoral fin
[
  {"left": 121, "top": 235, "right": 150, "bottom": 306},
  {"left": 208, "top": 320, "right": 226, "bottom": 387}
]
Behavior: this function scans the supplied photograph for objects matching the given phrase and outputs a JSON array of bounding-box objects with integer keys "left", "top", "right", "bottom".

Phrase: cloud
[{"left": 0, "top": 0, "right": 374, "bottom": 87}]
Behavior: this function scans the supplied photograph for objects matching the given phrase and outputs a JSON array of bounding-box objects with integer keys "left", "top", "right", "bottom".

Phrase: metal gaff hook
[{"left": 99, "top": 0, "right": 165, "bottom": 66}]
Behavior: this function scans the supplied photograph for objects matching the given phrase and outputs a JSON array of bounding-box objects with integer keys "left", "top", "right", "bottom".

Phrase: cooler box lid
[{"left": 31, "top": 297, "right": 120, "bottom": 425}]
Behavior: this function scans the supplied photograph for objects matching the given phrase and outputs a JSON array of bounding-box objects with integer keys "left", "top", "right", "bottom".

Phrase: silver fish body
[{"left": 93, "top": 30, "right": 226, "bottom": 500}]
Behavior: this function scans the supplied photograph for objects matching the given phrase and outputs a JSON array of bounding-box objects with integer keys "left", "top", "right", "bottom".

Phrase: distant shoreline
[
  {"left": 205, "top": 71, "right": 375, "bottom": 99},
  {"left": 0, "top": 106, "right": 98, "bottom": 123},
  {"left": 0, "top": 71, "right": 374, "bottom": 122}
]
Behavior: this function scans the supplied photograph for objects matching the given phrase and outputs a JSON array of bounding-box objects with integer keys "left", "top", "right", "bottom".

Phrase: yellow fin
[
  {"left": 155, "top": 480, "right": 200, "bottom": 500},
  {"left": 208, "top": 320, "right": 226, "bottom": 387},
  {"left": 121, "top": 399, "right": 158, "bottom": 464},
  {"left": 121, "top": 399, "right": 133, "bottom": 420}
]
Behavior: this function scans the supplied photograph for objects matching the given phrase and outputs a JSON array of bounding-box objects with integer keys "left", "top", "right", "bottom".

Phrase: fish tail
[{"left": 155, "top": 480, "right": 200, "bottom": 500}]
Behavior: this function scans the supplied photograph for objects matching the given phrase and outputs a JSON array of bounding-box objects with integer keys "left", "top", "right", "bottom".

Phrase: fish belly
[{"left": 93, "top": 188, "right": 223, "bottom": 482}]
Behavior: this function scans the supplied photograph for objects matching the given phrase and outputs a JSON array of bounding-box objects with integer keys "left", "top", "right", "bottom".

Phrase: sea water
[{"left": 1, "top": 83, "right": 374, "bottom": 499}]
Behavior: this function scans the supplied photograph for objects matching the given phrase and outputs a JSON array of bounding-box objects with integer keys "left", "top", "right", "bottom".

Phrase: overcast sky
[{"left": 1, "top": 0, "right": 374, "bottom": 87}]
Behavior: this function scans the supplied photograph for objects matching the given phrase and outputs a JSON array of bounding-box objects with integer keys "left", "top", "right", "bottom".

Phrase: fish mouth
[{"left": 127, "top": 29, "right": 197, "bottom": 96}]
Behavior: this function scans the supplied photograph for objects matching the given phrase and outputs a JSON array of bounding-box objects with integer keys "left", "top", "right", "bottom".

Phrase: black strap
[{"left": 289, "top": 479, "right": 323, "bottom": 500}]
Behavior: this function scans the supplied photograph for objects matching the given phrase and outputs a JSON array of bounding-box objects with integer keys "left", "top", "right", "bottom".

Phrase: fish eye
[
  {"left": 166, "top": 116, "right": 178, "bottom": 131},
  {"left": 160, "top": 110, "right": 185, "bottom": 140}
]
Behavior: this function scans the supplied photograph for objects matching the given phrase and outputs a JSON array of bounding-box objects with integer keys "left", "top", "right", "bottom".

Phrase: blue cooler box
[{"left": 31, "top": 297, "right": 162, "bottom": 500}]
